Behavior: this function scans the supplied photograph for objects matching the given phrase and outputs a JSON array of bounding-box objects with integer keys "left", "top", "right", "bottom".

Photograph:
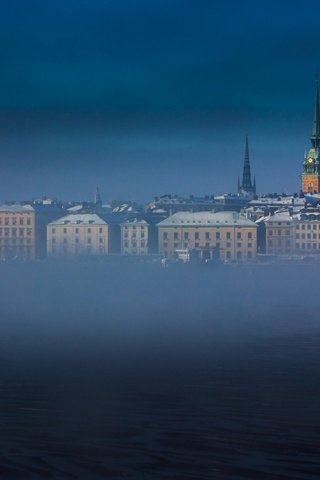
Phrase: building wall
[
  {"left": 121, "top": 223, "right": 148, "bottom": 255},
  {"left": 294, "top": 221, "right": 320, "bottom": 253},
  {"left": 158, "top": 225, "right": 257, "bottom": 261},
  {"left": 265, "top": 221, "right": 295, "bottom": 255},
  {"left": 0, "top": 210, "right": 36, "bottom": 260},
  {"left": 301, "top": 174, "right": 320, "bottom": 194},
  {"left": 47, "top": 223, "right": 108, "bottom": 256}
]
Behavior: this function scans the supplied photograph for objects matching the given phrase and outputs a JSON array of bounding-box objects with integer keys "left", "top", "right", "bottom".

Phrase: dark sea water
[{"left": 0, "top": 260, "right": 320, "bottom": 479}]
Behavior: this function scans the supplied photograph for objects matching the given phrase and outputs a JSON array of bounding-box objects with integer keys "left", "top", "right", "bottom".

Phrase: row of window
[
  {"left": 51, "top": 227, "right": 105, "bottom": 234},
  {"left": 123, "top": 232, "right": 145, "bottom": 239},
  {"left": 123, "top": 225, "right": 145, "bottom": 230},
  {"left": 0, "top": 238, "right": 32, "bottom": 245},
  {"left": 162, "top": 231, "right": 253, "bottom": 241},
  {"left": 0, "top": 217, "right": 32, "bottom": 226},
  {"left": 296, "top": 233, "right": 320, "bottom": 239},
  {"left": 123, "top": 241, "right": 146, "bottom": 248},
  {"left": 268, "top": 230, "right": 291, "bottom": 236},
  {"left": 52, "top": 237, "right": 105, "bottom": 245},
  {"left": 0, "top": 228, "right": 33, "bottom": 236},
  {"left": 296, "top": 224, "right": 320, "bottom": 230}
]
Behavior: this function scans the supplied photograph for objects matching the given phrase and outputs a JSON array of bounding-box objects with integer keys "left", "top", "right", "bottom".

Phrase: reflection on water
[{"left": 0, "top": 261, "right": 320, "bottom": 478}]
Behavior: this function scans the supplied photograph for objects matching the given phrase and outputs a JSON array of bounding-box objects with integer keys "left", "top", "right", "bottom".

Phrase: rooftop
[
  {"left": 157, "top": 211, "right": 257, "bottom": 227},
  {"left": 49, "top": 214, "right": 107, "bottom": 226}
]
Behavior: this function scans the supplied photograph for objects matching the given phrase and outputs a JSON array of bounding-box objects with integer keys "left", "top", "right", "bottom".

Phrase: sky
[{"left": 0, "top": 0, "right": 319, "bottom": 203}]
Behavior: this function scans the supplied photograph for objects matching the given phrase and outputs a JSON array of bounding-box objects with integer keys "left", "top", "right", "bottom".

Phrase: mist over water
[{"left": 1, "top": 260, "right": 320, "bottom": 479}]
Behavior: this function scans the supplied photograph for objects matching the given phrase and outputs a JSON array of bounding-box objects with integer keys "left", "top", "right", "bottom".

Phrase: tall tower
[
  {"left": 301, "top": 82, "right": 320, "bottom": 193},
  {"left": 238, "top": 135, "right": 256, "bottom": 196}
]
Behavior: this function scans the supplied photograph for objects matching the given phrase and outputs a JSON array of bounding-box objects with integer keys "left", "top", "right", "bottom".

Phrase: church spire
[
  {"left": 311, "top": 80, "right": 320, "bottom": 148},
  {"left": 239, "top": 134, "right": 254, "bottom": 194}
]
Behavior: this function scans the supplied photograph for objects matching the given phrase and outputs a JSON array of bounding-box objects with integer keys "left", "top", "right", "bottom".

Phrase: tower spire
[
  {"left": 239, "top": 134, "right": 253, "bottom": 194},
  {"left": 311, "top": 80, "right": 320, "bottom": 148}
]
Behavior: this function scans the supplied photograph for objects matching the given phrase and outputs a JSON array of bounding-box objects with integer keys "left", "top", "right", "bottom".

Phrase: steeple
[
  {"left": 311, "top": 81, "right": 320, "bottom": 148},
  {"left": 94, "top": 186, "right": 102, "bottom": 206},
  {"left": 239, "top": 135, "right": 255, "bottom": 195}
]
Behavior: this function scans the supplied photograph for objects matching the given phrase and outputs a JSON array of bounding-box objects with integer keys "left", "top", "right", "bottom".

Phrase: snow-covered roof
[
  {"left": 263, "top": 211, "right": 294, "bottom": 223},
  {"left": 121, "top": 219, "right": 148, "bottom": 226},
  {"left": 49, "top": 214, "right": 107, "bottom": 225},
  {"left": 67, "top": 204, "right": 84, "bottom": 212},
  {"left": 0, "top": 204, "right": 34, "bottom": 213},
  {"left": 157, "top": 211, "right": 257, "bottom": 227}
]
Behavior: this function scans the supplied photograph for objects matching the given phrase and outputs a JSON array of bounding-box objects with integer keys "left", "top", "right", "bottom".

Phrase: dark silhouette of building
[{"left": 238, "top": 135, "right": 256, "bottom": 196}]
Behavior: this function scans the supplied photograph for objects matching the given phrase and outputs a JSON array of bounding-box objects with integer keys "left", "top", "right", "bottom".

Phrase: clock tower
[{"left": 302, "top": 82, "right": 320, "bottom": 193}]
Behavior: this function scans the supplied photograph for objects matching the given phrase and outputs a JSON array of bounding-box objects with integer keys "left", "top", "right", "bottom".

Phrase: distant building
[
  {"left": 121, "top": 219, "right": 148, "bottom": 255},
  {"left": 294, "top": 210, "right": 320, "bottom": 253},
  {"left": 238, "top": 135, "right": 256, "bottom": 196},
  {"left": 0, "top": 205, "right": 36, "bottom": 260},
  {"left": 263, "top": 211, "right": 295, "bottom": 255},
  {"left": 47, "top": 214, "right": 108, "bottom": 257},
  {"left": 157, "top": 211, "right": 257, "bottom": 262},
  {"left": 301, "top": 82, "right": 320, "bottom": 193}
]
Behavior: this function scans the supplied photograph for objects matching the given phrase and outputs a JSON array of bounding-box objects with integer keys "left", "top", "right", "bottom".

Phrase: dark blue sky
[{"left": 0, "top": 0, "right": 319, "bottom": 202}]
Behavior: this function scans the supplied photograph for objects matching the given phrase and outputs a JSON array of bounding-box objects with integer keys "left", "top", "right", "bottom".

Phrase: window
[
  {"left": 163, "top": 242, "right": 168, "bottom": 248},
  {"left": 226, "top": 251, "right": 231, "bottom": 259},
  {"left": 52, "top": 238, "right": 56, "bottom": 244},
  {"left": 75, "top": 238, "right": 79, "bottom": 244},
  {"left": 226, "top": 232, "right": 231, "bottom": 240},
  {"left": 248, "top": 232, "right": 252, "bottom": 239},
  {"left": 163, "top": 232, "right": 168, "bottom": 240},
  {"left": 87, "top": 238, "right": 91, "bottom": 244},
  {"left": 248, "top": 242, "right": 252, "bottom": 248},
  {"left": 205, "top": 232, "right": 210, "bottom": 240},
  {"left": 141, "top": 241, "right": 145, "bottom": 248},
  {"left": 195, "top": 242, "right": 199, "bottom": 247},
  {"left": 99, "top": 238, "right": 103, "bottom": 244},
  {"left": 307, "top": 224, "right": 311, "bottom": 230},
  {"left": 296, "top": 234, "right": 300, "bottom": 239},
  {"left": 216, "top": 232, "right": 220, "bottom": 240},
  {"left": 63, "top": 238, "right": 67, "bottom": 244},
  {"left": 88, "top": 228, "right": 91, "bottom": 234},
  {"left": 237, "top": 232, "right": 241, "bottom": 239},
  {"left": 195, "top": 232, "right": 200, "bottom": 240},
  {"left": 12, "top": 218, "right": 17, "bottom": 225},
  {"left": 286, "top": 230, "right": 290, "bottom": 235},
  {"left": 268, "top": 230, "right": 273, "bottom": 236},
  {"left": 27, "top": 228, "right": 32, "bottom": 236},
  {"left": 63, "top": 228, "right": 67, "bottom": 234},
  {"left": 237, "top": 242, "right": 241, "bottom": 248},
  {"left": 75, "top": 228, "right": 79, "bottom": 234},
  {"left": 174, "top": 232, "right": 178, "bottom": 240},
  {"left": 99, "top": 228, "right": 103, "bottom": 234},
  {"left": 27, "top": 218, "right": 31, "bottom": 225},
  {"left": 237, "top": 251, "right": 242, "bottom": 259},
  {"left": 52, "top": 228, "right": 56, "bottom": 234},
  {"left": 19, "top": 218, "right": 24, "bottom": 225},
  {"left": 226, "top": 242, "right": 231, "bottom": 248},
  {"left": 141, "top": 232, "right": 145, "bottom": 238},
  {"left": 184, "top": 232, "right": 189, "bottom": 240}
]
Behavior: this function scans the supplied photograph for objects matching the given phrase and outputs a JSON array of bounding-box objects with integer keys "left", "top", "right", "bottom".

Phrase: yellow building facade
[
  {"left": 121, "top": 219, "right": 148, "bottom": 255},
  {"left": 47, "top": 214, "right": 108, "bottom": 257},
  {"left": 0, "top": 205, "right": 36, "bottom": 260},
  {"left": 157, "top": 211, "right": 257, "bottom": 262},
  {"left": 264, "top": 212, "right": 295, "bottom": 255}
]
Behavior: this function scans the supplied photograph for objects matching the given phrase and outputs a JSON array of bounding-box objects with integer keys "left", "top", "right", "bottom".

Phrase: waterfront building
[
  {"left": 301, "top": 82, "right": 320, "bottom": 193},
  {"left": 0, "top": 205, "right": 36, "bottom": 260},
  {"left": 157, "top": 211, "right": 257, "bottom": 262},
  {"left": 263, "top": 211, "right": 295, "bottom": 255},
  {"left": 47, "top": 214, "right": 108, "bottom": 257},
  {"left": 294, "top": 210, "right": 320, "bottom": 253},
  {"left": 121, "top": 219, "right": 148, "bottom": 255},
  {"left": 238, "top": 135, "right": 256, "bottom": 196}
]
